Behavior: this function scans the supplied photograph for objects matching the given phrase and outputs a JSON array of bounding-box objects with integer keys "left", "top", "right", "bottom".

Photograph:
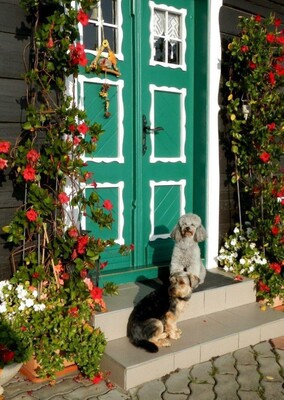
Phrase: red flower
[
  {"left": 32, "top": 272, "right": 40, "bottom": 279},
  {"left": 69, "top": 124, "right": 76, "bottom": 132},
  {"left": 92, "top": 372, "right": 103, "bottom": 384},
  {"left": 78, "top": 122, "right": 89, "bottom": 135},
  {"left": 26, "top": 149, "right": 40, "bottom": 164},
  {"left": 0, "top": 141, "right": 11, "bottom": 154},
  {"left": 103, "top": 199, "right": 113, "bottom": 210},
  {"left": 271, "top": 225, "right": 280, "bottom": 235},
  {"left": 80, "top": 269, "right": 88, "bottom": 279},
  {"left": 22, "top": 165, "right": 36, "bottom": 181},
  {"left": 241, "top": 45, "right": 249, "bottom": 53},
  {"left": 258, "top": 281, "right": 270, "bottom": 293},
  {"left": 69, "top": 43, "right": 88, "bottom": 67},
  {"left": 259, "top": 152, "right": 270, "bottom": 163},
  {"left": 68, "top": 307, "right": 79, "bottom": 317},
  {"left": 254, "top": 15, "right": 262, "bottom": 22},
  {"left": 77, "top": 9, "right": 89, "bottom": 26},
  {"left": 274, "top": 18, "right": 281, "bottom": 27},
  {"left": 58, "top": 192, "right": 70, "bottom": 204},
  {"left": 274, "top": 214, "right": 281, "bottom": 224},
  {"left": 276, "top": 35, "right": 284, "bottom": 45},
  {"left": 68, "top": 227, "right": 79, "bottom": 238},
  {"left": 47, "top": 36, "right": 54, "bottom": 48},
  {"left": 0, "top": 158, "right": 8, "bottom": 170},
  {"left": 20, "top": 326, "right": 27, "bottom": 331},
  {"left": 77, "top": 235, "right": 89, "bottom": 254},
  {"left": 90, "top": 287, "right": 103, "bottom": 300},
  {"left": 270, "top": 262, "right": 281, "bottom": 274},
  {"left": 268, "top": 71, "right": 276, "bottom": 85},
  {"left": 73, "top": 136, "right": 81, "bottom": 145},
  {"left": 0, "top": 349, "right": 15, "bottom": 364},
  {"left": 130, "top": 244, "right": 135, "bottom": 251},
  {"left": 26, "top": 209, "right": 38, "bottom": 222},
  {"left": 249, "top": 61, "right": 257, "bottom": 69},
  {"left": 266, "top": 33, "right": 275, "bottom": 43},
  {"left": 267, "top": 122, "right": 276, "bottom": 131},
  {"left": 91, "top": 181, "right": 97, "bottom": 188},
  {"left": 61, "top": 272, "right": 70, "bottom": 280}
]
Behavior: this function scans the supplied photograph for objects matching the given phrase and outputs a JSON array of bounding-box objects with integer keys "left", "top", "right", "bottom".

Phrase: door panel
[{"left": 79, "top": 0, "right": 194, "bottom": 282}]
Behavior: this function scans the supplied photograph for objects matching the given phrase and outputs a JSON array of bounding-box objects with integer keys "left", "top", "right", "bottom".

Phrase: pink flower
[
  {"left": 22, "top": 165, "right": 36, "bottom": 181},
  {"left": 77, "top": 9, "right": 89, "bottom": 26},
  {"left": 0, "top": 141, "right": 11, "bottom": 154},
  {"left": 0, "top": 158, "right": 8, "bottom": 170},
  {"left": 26, "top": 149, "right": 40, "bottom": 164},
  {"left": 58, "top": 192, "right": 70, "bottom": 204},
  {"left": 73, "top": 136, "right": 81, "bottom": 145},
  {"left": 47, "top": 36, "right": 54, "bottom": 48},
  {"left": 26, "top": 209, "right": 38, "bottom": 221},
  {"left": 78, "top": 122, "right": 89, "bottom": 135},
  {"left": 259, "top": 152, "right": 270, "bottom": 163},
  {"left": 83, "top": 277, "right": 93, "bottom": 291},
  {"left": 103, "top": 199, "right": 113, "bottom": 210}
]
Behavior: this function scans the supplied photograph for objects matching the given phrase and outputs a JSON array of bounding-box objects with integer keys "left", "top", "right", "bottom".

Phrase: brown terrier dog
[{"left": 127, "top": 272, "right": 198, "bottom": 352}]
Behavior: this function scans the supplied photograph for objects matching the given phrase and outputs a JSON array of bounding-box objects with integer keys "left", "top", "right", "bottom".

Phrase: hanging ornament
[
  {"left": 89, "top": 39, "right": 121, "bottom": 77},
  {"left": 99, "top": 83, "right": 111, "bottom": 118}
]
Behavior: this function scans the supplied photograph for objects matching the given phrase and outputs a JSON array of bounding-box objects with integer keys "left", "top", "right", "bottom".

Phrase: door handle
[{"left": 142, "top": 115, "right": 164, "bottom": 154}]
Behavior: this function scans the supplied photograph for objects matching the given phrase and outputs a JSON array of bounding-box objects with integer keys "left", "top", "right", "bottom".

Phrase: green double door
[{"left": 78, "top": 0, "right": 195, "bottom": 283}]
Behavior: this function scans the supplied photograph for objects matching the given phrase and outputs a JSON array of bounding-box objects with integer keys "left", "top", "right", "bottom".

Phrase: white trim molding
[
  {"left": 149, "top": 84, "right": 186, "bottom": 163},
  {"left": 206, "top": 0, "right": 223, "bottom": 269},
  {"left": 149, "top": 179, "right": 186, "bottom": 241},
  {"left": 77, "top": 75, "right": 124, "bottom": 164}
]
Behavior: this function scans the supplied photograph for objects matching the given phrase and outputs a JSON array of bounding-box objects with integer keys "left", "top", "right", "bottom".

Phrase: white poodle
[{"left": 170, "top": 213, "right": 207, "bottom": 288}]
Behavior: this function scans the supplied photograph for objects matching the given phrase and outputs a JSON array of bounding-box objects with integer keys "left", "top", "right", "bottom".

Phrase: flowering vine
[
  {"left": 220, "top": 14, "right": 284, "bottom": 304},
  {"left": 0, "top": 0, "right": 133, "bottom": 381}
]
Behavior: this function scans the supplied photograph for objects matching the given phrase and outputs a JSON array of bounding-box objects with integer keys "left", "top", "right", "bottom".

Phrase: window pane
[
  {"left": 154, "top": 10, "right": 165, "bottom": 36},
  {"left": 102, "top": 0, "right": 116, "bottom": 24},
  {"left": 83, "top": 24, "right": 98, "bottom": 51},
  {"left": 104, "top": 26, "right": 117, "bottom": 52},
  {"left": 168, "top": 13, "right": 180, "bottom": 39},
  {"left": 154, "top": 37, "right": 165, "bottom": 62},
  {"left": 168, "top": 41, "right": 180, "bottom": 64}
]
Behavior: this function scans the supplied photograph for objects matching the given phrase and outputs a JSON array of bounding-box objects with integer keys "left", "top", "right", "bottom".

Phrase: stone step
[
  {"left": 93, "top": 269, "right": 255, "bottom": 341},
  {"left": 100, "top": 303, "right": 284, "bottom": 390}
]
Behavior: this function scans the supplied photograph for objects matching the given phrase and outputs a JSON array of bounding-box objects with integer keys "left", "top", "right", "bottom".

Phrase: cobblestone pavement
[{"left": 3, "top": 338, "right": 284, "bottom": 400}]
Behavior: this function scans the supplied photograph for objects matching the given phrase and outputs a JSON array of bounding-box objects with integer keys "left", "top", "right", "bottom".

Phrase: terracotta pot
[
  {"left": 0, "top": 362, "right": 23, "bottom": 395},
  {"left": 258, "top": 295, "right": 284, "bottom": 310},
  {"left": 20, "top": 356, "right": 77, "bottom": 383}
]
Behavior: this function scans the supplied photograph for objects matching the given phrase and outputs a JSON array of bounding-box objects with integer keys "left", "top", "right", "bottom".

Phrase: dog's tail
[{"left": 131, "top": 339, "right": 159, "bottom": 353}]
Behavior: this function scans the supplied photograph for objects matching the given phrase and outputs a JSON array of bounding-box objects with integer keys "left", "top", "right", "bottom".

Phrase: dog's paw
[
  {"left": 169, "top": 328, "right": 182, "bottom": 340},
  {"left": 158, "top": 338, "right": 171, "bottom": 347}
]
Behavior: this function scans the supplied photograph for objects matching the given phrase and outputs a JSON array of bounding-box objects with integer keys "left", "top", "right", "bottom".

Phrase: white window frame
[{"left": 149, "top": 1, "right": 187, "bottom": 70}]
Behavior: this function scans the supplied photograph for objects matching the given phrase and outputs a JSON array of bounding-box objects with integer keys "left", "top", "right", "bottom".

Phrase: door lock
[{"left": 142, "top": 115, "right": 164, "bottom": 155}]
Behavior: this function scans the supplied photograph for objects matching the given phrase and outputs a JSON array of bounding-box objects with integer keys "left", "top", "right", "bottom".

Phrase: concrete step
[
  {"left": 100, "top": 303, "right": 284, "bottom": 390},
  {"left": 93, "top": 269, "right": 255, "bottom": 341}
]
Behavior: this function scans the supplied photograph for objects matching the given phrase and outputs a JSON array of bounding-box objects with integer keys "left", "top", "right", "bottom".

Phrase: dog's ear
[
  {"left": 188, "top": 274, "right": 200, "bottom": 289},
  {"left": 170, "top": 224, "right": 182, "bottom": 241},
  {"left": 194, "top": 225, "right": 207, "bottom": 242}
]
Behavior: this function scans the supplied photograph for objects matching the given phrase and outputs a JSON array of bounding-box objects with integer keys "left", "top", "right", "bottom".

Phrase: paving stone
[
  {"left": 238, "top": 390, "right": 262, "bottom": 400},
  {"left": 236, "top": 365, "right": 260, "bottom": 391},
  {"left": 214, "top": 374, "right": 239, "bottom": 400},
  {"left": 164, "top": 368, "right": 190, "bottom": 395},
  {"left": 30, "top": 379, "right": 82, "bottom": 399},
  {"left": 163, "top": 393, "right": 188, "bottom": 400},
  {"left": 253, "top": 341, "right": 274, "bottom": 358},
  {"left": 258, "top": 354, "right": 283, "bottom": 382},
  {"left": 213, "top": 353, "right": 237, "bottom": 375},
  {"left": 234, "top": 347, "right": 257, "bottom": 365},
  {"left": 99, "top": 389, "right": 132, "bottom": 400},
  {"left": 275, "top": 348, "right": 284, "bottom": 371},
  {"left": 187, "top": 383, "right": 215, "bottom": 400},
  {"left": 262, "top": 381, "right": 284, "bottom": 399},
  {"left": 189, "top": 361, "right": 215, "bottom": 385},
  {"left": 135, "top": 380, "right": 165, "bottom": 400}
]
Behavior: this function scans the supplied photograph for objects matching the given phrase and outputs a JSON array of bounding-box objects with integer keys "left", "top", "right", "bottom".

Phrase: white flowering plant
[{"left": 218, "top": 223, "right": 284, "bottom": 305}]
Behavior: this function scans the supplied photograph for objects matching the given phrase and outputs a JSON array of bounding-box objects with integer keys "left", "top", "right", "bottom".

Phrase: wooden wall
[
  {"left": 218, "top": 0, "right": 284, "bottom": 242},
  {"left": 0, "top": 0, "right": 29, "bottom": 280}
]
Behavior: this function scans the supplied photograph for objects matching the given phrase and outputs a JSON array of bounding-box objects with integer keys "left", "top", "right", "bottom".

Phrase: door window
[{"left": 149, "top": 1, "right": 187, "bottom": 70}]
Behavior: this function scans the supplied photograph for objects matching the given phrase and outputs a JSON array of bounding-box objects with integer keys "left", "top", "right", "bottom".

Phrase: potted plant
[
  {"left": 0, "top": 0, "right": 133, "bottom": 384},
  {"left": 219, "top": 13, "right": 284, "bottom": 306}
]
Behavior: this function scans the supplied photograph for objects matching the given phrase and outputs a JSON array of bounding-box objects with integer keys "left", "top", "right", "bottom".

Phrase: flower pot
[
  {"left": 258, "top": 295, "right": 284, "bottom": 310},
  {"left": 20, "top": 356, "right": 77, "bottom": 383},
  {"left": 0, "top": 362, "right": 23, "bottom": 396}
]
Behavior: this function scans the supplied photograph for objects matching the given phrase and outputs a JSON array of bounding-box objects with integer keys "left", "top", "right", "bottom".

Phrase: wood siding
[{"left": 0, "top": 0, "right": 29, "bottom": 280}]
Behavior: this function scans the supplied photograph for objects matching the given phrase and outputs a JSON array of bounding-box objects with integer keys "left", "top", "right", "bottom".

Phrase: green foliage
[
  {"left": 0, "top": 0, "right": 133, "bottom": 381},
  {"left": 220, "top": 14, "right": 284, "bottom": 304}
]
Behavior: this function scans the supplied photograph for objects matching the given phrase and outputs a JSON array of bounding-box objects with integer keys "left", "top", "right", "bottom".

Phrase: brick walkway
[{"left": 3, "top": 337, "right": 284, "bottom": 400}]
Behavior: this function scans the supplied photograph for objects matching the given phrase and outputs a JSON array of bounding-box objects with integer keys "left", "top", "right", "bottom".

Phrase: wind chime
[{"left": 88, "top": 5, "right": 120, "bottom": 118}]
